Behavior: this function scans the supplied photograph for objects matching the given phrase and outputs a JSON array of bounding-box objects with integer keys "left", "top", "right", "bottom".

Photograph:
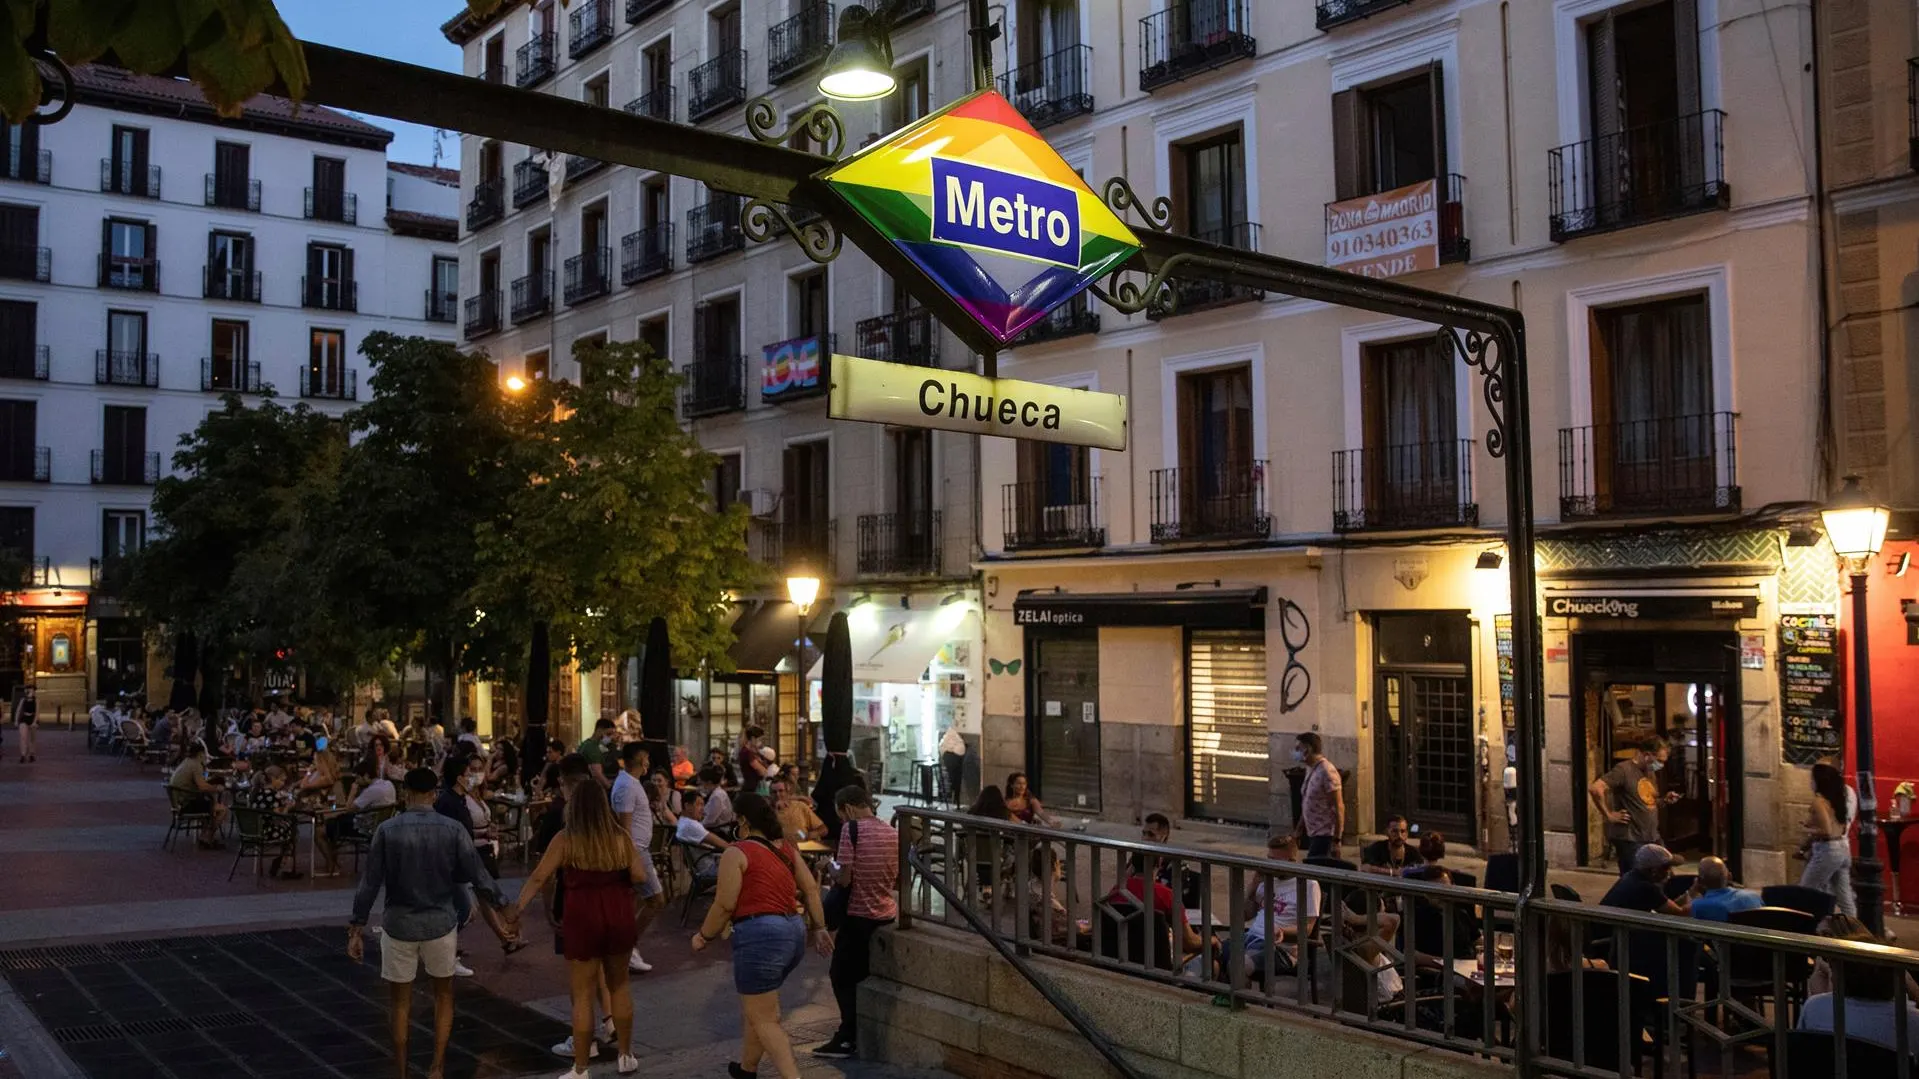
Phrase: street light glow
[
  {"left": 786, "top": 573, "right": 822, "bottom": 614},
  {"left": 819, "top": 5, "right": 895, "bottom": 101},
  {"left": 1820, "top": 474, "right": 1890, "bottom": 561},
  {"left": 504, "top": 375, "right": 528, "bottom": 393}
]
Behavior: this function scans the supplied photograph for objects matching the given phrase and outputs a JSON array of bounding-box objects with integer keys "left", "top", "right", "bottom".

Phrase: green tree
[{"left": 473, "top": 337, "right": 758, "bottom": 676}]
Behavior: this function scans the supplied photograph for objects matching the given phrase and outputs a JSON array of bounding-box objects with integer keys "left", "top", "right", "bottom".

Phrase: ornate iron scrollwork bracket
[
  {"left": 740, "top": 198, "right": 842, "bottom": 265},
  {"left": 745, "top": 97, "right": 846, "bottom": 160},
  {"left": 26, "top": 48, "right": 74, "bottom": 126},
  {"left": 739, "top": 97, "right": 845, "bottom": 264},
  {"left": 1098, "top": 176, "right": 1173, "bottom": 233},
  {"left": 1438, "top": 326, "right": 1508, "bottom": 459}
]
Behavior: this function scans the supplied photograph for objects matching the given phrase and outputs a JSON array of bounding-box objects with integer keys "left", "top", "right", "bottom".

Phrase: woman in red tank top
[
  {"left": 516, "top": 783, "right": 647, "bottom": 1078},
  {"left": 691, "top": 791, "right": 830, "bottom": 1079}
]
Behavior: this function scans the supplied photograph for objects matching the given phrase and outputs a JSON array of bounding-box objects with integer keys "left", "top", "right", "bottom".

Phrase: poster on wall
[
  {"left": 1494, "top": 615, "right": 1515, "bottom": 731},
  {"left": 1779, "top": 612, "right": 1841, "bottom": 766}
]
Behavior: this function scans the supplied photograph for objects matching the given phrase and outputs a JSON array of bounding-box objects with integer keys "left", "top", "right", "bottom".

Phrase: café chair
[
  {"left": 1780, "top": 1029, "right": 1913, "bottom": 1079},
  {"left": 163, "top": 786, "right": 214, "bottom": 851},
  {"left": 1759, "top": 885, "right": 1835, "bottom": 922},
  {"left": 1543, "top": 968, "right": 1657, "bottom": 1076},
  {"left": 229, "top": 806, "right": 296, "bottom": 883},
  {"left": 678, "top": 840, "right": 723, "bottom": 926}
]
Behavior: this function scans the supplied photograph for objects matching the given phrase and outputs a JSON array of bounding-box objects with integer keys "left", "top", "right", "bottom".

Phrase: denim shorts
[{"left": 730, "top": 914, "right": 806, "bottom": 995}]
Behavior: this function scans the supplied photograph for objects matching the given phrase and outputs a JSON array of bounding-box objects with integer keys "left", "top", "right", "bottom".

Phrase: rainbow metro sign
[{"left": 821, "top": 90, "right": 1141, "bottom": 345}]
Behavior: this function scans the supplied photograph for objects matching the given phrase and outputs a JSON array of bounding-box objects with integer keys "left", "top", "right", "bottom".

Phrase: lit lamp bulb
[
  {"left": 818, "top": 5, "right": 895, "bottom": 101},
  {"left": 504, "top": 374, "right": 528, "bottom": 393}
]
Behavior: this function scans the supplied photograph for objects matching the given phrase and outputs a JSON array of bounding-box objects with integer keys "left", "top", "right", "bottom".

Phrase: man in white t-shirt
[
  {"left": 610, "top": 742, "right": 665, "bottom": 973},
  {"left": 1242, "top": 834, "right": 1320, "bottom": 978},
  {"left": 698, "top": 766, "right": 735, "bottom": 831}
]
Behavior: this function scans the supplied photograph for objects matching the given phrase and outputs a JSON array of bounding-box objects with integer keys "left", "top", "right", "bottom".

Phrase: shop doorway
[
  {"left": 1371, "top": 612, "right": 1476, "bottom": 838},
  {"left": 1027, "top": 630, "right": 1100, "bottom": 812},
  {"left": 1186, "top": 629, "right": 1270, "bottom": 825},
  {"left": 1571, "top": 631, "right": 1741, "bottom": 874}
]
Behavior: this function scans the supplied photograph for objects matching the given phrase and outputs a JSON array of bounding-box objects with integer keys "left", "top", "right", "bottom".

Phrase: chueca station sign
[{"left": 829, "top": 354, "right": 1127, "bottom": 450}]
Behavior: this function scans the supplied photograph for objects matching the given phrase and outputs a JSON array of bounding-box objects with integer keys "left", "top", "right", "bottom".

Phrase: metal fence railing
[
  {"left": 1332, "top": 439, "right": 1478, "bottom": 532},
  {"left": 768, "top": 2, "right": 833, "bottom": 85},
  {"left": 856, "top": 511, "right": 941, "bottom": 576},
  {"left": 855, "top": 308, "right": 938, "bottom": 367},
  {"left": 509, "top": 271, "right": 553, "bottom": 323},
  {"left": 467, "top": 176, "right": 505, "bottom": 229},
  {"left": 686, "top": 197, "right": 745, "bottom": 262},
  {"left": 563, "top": 247, "right": 612, "bottom": 305},
  {"left": 1002, "top": 476, "right": 1105, "bottom": 551},
  {"left": 516, "top": 32, "right": 556, "bottom": 88},
  {"left": 568, "top": 0, "right": 613, "bottom": 59},
  {"left": 1138, "top": 0, "right": 1255, "bottom": 93},
  {"left": 620, "top": 224, "right": 674, "bottom": 284},
  {"left": 1548, "top": 110, "right": 1729, "bottom": 242},
  {"left": 1001, "top": 44, "right": 1094, "bottom": 129},
  {"left": 1558, "top": 411, "right": 1739, "bottom": 519},
  {"left": 512, "top": 159, "right": 549, "bottom": 208},
  {"left": 464, "top": 291, "right": 502, "bottom": 340},
  {"left": 1149, "top": 461, "right": 1270, "bottom": 542},
  {"left": 688, "top": 48, "right": 748, "bottom": 121}
]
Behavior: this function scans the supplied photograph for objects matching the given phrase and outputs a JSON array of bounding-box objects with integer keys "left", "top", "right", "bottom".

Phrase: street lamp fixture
[
  {"left": 786, "top": 572, "right": 823, "bottom": 615},
  {"left": 818, "top": 5, "right": 895, "bottom": 101},
  {"left": 504, "top": 374, "right": 528, "bottom": 393},
  {"left": 1821, "top": 473, "right": 1892, "bottom": 935},
  {"left": 786, "top": 569, "right": 824, "bottom": 777}
]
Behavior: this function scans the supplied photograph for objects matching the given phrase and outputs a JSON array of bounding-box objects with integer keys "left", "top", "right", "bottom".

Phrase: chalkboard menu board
[{"left": 1779, "top": 613, "right": 1841, "bottom": 766}]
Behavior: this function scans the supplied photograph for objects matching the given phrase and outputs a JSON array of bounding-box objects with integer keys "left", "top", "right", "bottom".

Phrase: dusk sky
[{"left": 279, "top": 0, "right": 465, "bottom": 167}]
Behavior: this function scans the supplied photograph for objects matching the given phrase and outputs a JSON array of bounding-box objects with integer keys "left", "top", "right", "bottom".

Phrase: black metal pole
[
  {"left": 1851, "top": 569, "right": 1885, "bottom": 935},
  {"left": 797, "top": 605, "right": 809, "bottom": 780},
  {"left": 967, "top": 0, "right": 994, "bottom": 93}
]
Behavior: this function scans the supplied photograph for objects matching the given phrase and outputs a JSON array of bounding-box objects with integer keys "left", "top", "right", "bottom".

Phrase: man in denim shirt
[{"left": 348, "top": 768, "right": 514, "bottom": 1079}]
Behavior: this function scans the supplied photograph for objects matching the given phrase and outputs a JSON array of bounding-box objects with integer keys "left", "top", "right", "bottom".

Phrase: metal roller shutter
[{"left": 1187, "top": 629, "right": 1269, "bottom": 825}]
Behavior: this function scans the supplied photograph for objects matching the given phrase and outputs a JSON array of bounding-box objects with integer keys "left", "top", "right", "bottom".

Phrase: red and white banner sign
[{"left": 1324, "top": 178, "right": 1440, "bottom": 279}]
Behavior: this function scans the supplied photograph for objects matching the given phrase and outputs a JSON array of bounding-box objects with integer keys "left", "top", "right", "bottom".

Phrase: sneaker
[
  {"left": 616, "top": 1053, "right": 640, "bottom": 1074},
  {"left": 549, "top": 1035, "right": 599, "bottom": 1060},
  {"left": 811, "top": 1038, "right": 856, "bottom": 1058},
  {"left": 627, "top": 947, "right": 652, "bottom": 973},
  {"left": 451, "top": 959, "right": 475, "bottom": 978},
  {"left": 556, "top": 1069, "right": 591, "bottom": 1079},
  {"left": 596, "top": 1017, "right": 615, "bottom": 1044}
]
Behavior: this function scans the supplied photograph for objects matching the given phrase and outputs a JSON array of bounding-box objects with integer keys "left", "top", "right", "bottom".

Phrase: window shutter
[
  {"left": 1427, "top": 61, "right": 1449, "bottom": 190},
  {"left": 1331, "top": 89, "right": 1369, "bottom": 201},
  {"left": 342, "top": 247, "right": 356, "bottom": 287},
  {"left": 13, "top": 401, "right": 34, "bottom": 468},
  {"left": 206, "top": 231, "right": 218, "bottom": 269},
  {"left": 98, "top": 219, "right": 111, "bottom": 286},
  {"left": 1672, "top": 0, "right": 1701, "bottom": 115}
]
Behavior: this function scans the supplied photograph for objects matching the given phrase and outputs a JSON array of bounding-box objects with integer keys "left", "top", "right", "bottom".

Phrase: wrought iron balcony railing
[
  {"left": 0, "top": 243, "right": 48, "bottom": 283},
  {"left": 768, "top": 3, "right": 834, "bottom": 85},
  {"left": 688, "top": 49, "right": 748, "bottom": 122},
  {"left": 855, "top": 308, "right": 938, "bottom": 367},
  {"left": 681, "top": 352, "right": 747, "bottom": 419},
  {"left": 686, "top": 197, "right": 744, "bottom": 262},
  {"left": 625, "top": 85, "right": 675, "bottom": 122},
  {"left": 621, "top": 224, "right": 674, "bottom": 284},
  {"left": 1559, "top": 412, "right": 1739, "bottom": 519},
  {"left": 1012, "top": 293, "right": 1099, "bottom": 346},
  {"left": 1, "top": 146, "right": 48, "bottom": 184},
  {"left": 91, "top": 555, "right": 133, "bottom": 593},
  {"left": 568, "top": 0, "right": 613, "bottom": 58},
  {"left": 0, "top": 343, "right": 47, "bottom": 381},
  {"left": 857, "top": 511, "right": 942, "bottom": 576},
  {"left": 92, "top": 450, "right": 159, "bottom": 486},
  {"left": 304, "top": 186, "right": 356, "bottom": 224},
  {"left": 513, "top": 159, "right": 549, "bottom": 208},
  {"left": 1316, "top": 0, "right": 1419, "bottom": 30},
  {"left": 627, "top": 0, "right": 671, "bottom": 22},
  {"left": 1332, "top": 440, "right": 1477, "bottom": 532},
  {"left": 517, "top": 33, "right": 557, "bottom": 87},
  {"left": 510, "top": 272, "right": 554, "bottom": 323},
  {"left": 302, "top": 275, "right": 357, "bottom": 312},
  {"left": 758, "top": 516, "right": 834, "bottom": 574},
  {"left": 891, "top": 0, "right": 934, "bottom": 23},
  {"left": 1149, "top": 462, "right": 1271, "bottom": 543},
  {"left": 1139, "top": 1, "right": 1255, "bottom": 93},
  {"left": 0, "top": 446, "right": 48, "bottom": 482},
  {"left": 203, "top": 265, "right": 261, "bottom": 302},
  {"left": 563, "top": 247, "right": 612, "bottom": 305},
  {"left": 95, "top": 350, "right": 159, "bottom": 387},
  {"left": 98, "top": 253, "right": 158, "bottom": 292},
  {"left": 565, "top": 153, "right": 608, "bottom": 182},
  {"left": 1000, "top": 44, "right": 1094, "bottom": 129},
  {"left": 202, "top": 357, "right": 264, "bottom": 393},
  {"left": 464, "top": 291, "right": 502, "bottom": 339},
  {"left": 1549, "top": 110, "right": 1729, "bottom": 242},
  {"left": 1147, "top": 222, "right": 1262, "bottom": 318},
  {"left": 1003, "top": 477, "right": 1105, "bottom": 551},
  {"left": 205, "top": 173, "right": 260, "bottom": 211},
  {"left": 467, "top": 176, "right": 505, "bottom": 229},
  {"left": 425, "top": 290, "right": 459, "bottom": 322},
  {"left": 100, "top": 159, "right": 160, "bottom": 198},
  {"left": 299, "top": 367, "right": 358, "bottom": 401}
]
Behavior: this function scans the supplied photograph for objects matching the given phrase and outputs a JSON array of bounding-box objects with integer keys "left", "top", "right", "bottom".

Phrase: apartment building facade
[
  {"left": 0, "top": 66, "right": 459, "bottom": 712},
  {"left": 445, "top": 0, "right": 984, "bottom": 785}
]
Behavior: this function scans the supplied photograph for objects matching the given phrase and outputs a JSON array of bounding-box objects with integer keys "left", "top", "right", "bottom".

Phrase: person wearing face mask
[
  {"left": 1293, "top": 733, "right": 1343, "bottom": 860},
  {"left": 1589, "top": 736, "right": 1682, "bottom": 872},
  {"left": 579, "top": 718, "right": 617, "bottom": 790}
]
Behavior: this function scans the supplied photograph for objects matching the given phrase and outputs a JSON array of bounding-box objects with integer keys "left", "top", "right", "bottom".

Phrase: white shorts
[
  {"left": 380, "top": 929, "right": 458, "bottom": 983},
  {"left": 634, "top": 847, "right": 663, "bottom": 902}
]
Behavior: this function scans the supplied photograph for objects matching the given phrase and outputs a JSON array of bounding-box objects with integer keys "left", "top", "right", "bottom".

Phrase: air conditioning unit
[{"left": 742, "top": 488, "right": 779, "bottom": 517}]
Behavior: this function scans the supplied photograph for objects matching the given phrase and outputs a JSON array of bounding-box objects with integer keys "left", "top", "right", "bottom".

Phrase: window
[
  {"left": 581, "top": 201, "right": 608, "bottom": 254},
  {"left": 483, "top": 34, "right": 506, "bottom": 81},
  {"left": 207, "top": 231, "right": 254, "bottom": 301},
  {"left": 1018, "top": 440, "right": 1090, "bottom": 508},
  {"left": 210, "top": 319, "right": 249, "bottom": 390},
  {"left": 479, "top": 139, "right": 503, "bottom": 183},
  {"left": 1572, "top": 0, "right": 1710, "bottom": 229},
  {"left": 432, "top": 255, "right": 458, "bottom": 307},
  {"left": 1332, "top": 63, "right": 1445, "bottom": 199},
  {"left": 305, "top": 243, "right": 354, "bottom": 310},
  {"left": 584, "top": 72, "right": 610, "bottom": 109},
  {"left": 1359, "top": 337, "right": 1459, "bottom": 523},
  {"left": 1015, "top": 0, "right": 1081, "bottom": 69},
  {"left": 311, "top": 156, "right": 348, "bottom": 220},
  {"left": 0, "top": 203, "right": 37, "bottom": 282},
  {"left": 698, "top": 294, "right": 741, "bottom": 358},
  {"left": 103, "top": 510, "right": 144, "bottom": 560},
  {"left": 528, "top": 227, "right": 550, "bottom": 277},
  {"left": 710, "top": 2, "right": 741, "bottom": 54},
  {"left": 308, "top": 328, "right": 347, "bottom": 397},
  {"left": 1173, "top": 365, "right": 1260, "bottom": 534},
  {"left": 109, "top": 125, "right": 151, "bottom": 196},
  {"left": 480, "top": 249, "right": 501, "bottom": 295},
  {"left": 102, "top": 405, "right": 147, "bottom": 483},
  {"left": 791, "top": 270, "right": 827, "bottom": 337},
  {"left": 1174, "top": 129, "right": 1246, "bottom": 242},
  {"left": 0, "top": 400, "right": 36, "bottom": 481},
  {"left": 711, "top": 452, "right": 742, "bottom": 508},
  {"left": 782, "top": 439, "right": 829, "bottom": 560},
  {"left": 102, "top": 218, "right": 155, "bottom": 290},
  {"left": 882, "top": 58, "right": 930, "bottom": 132},
  {"left": 107, "top": 310, "right": 147, "bottom": 371},
  {"left": 1585, "top": 292, "right": 1714, "bottom": 508},
  {"left": 1, "top": 121, "right": 41, "bottom": 182},
  {"left": 0, "top": 506, "right": 29, "bottom": 563},
  {"left": 892, "top": 428, "right": 932, "bottom": 527},
  {"left": 0, "top": 300, "right": 34, "bottom": 379},
  {"left": 639, "top": 315, "right": 669, "bottom": 361},
  {"left": 524, "top": 348, "right": 550, "bottom": 382},
  {"left": 643, "top": 39, "right": 673, "bottom": 97},
  {"left": 211, "top": 141, "right": 252, "bottom": 208},
  {"left": 641, "top": 178, "right": 669, "bottom": 229}
]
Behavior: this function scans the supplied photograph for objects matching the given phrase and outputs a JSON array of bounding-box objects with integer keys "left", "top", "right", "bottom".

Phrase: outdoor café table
[
  {"left": 489, "top": 793, "right": 540, "bottom": 861},
  {"left": 297, "top": 803, "right": 357, "bottom": 886},
  {"left": 1451, "top": 956, "right": 1517, "bottom": 990},
  {"left": 796, "top": 839, "right": 833, "bottom": 875},
  {"left": 1185, "top": 908, "right": 1234, "bottom": 937}
]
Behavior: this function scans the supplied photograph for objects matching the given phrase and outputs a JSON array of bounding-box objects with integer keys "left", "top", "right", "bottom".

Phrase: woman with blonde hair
[{"left": 515, "top": 781, "right": 644, "bottom": 1078}]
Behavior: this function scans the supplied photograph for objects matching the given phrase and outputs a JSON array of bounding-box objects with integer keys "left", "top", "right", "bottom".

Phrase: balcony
[
  {"left": 0, "top": 343, "right": 47, "bottom": 380},
  {"left": 1147, "top": 222, "right": 1262, "bottom": 318},
  {"left": 1139, "top": 1, "right": 1255, "bottom": 93},
  {"left": 204, "top": 265, "right": 261, "bottom": 302},
  {"left": 625, "top": 85, "right": 675, "bottom": 122},
  {"left": 564, "top": 153, "right": 608, "bottom": 183},
  {"left": 568, "top": 0, "right": 613, "bottom": 58},
  {"left": 467, "top": 176, "right": 505, "bottom": 229},
  {"left": 202, "top": 357, "right": 264, "bottom": 393},
  {"left": 205, "top": 173, "right": 260, "bottom": 211},
  {"left": 689, "top": 49, "right": 748, "bottom": 122},
  {"left": 98, "top": 254, "right": 158, "bottom": 292},
  {"left": 425, "top": 290, "right": 459, "bottom": 323},
  {"left": 857, "top": 512, "right": 942, "bottom": 577},
  {"left": 100, "top": 159, "right": 160, "bottom": 198},
  {"left": 563, "top": 247, "right": 612, "bottom": 305},
  {"left": 0, "top": 446, "right": 48, "bottom": 483},
  {"left": 686, "top": 197, "right": 744, "bottom": 262},
  {"left": 768, "top": 3, "right": 834, "bottom": 86},
  {"left": 627, "top": 0, "right": 671, "bottom": 21},
  {"left": 1548, "top": 110, "right": 1729, "bottom": 242},
  {"left": 90, "top": 556, "right": 131, "bottom": 593},
  {"left": 464, "top": 291, "right": 502, "bottom": 339},
  {"left": 299, "top": 367, "right": 358, "bottom": 401},
  {"left": 1, "top": 146, "right": 48, "bottom": 184},
  {"left": 92, "top": 450, "right": 160, "bottom": 486},
  {"left": 1000, "top": 45, "right": 1094, "bottom": 129},
  {"left": 95, "top": 350, "right": 159, "bottom": 387},
  {"left": 620, "top": 225, "right": 674, "bottom": 284},
  {"left": 1558, "top": 412, "right": 1740, "bottom": 519},
  {"left": 1316, "top": 0, "right": 1418, "bottom": 30},
  {"left": 1013, "top": 293, "right": 1099, "bottom": 346},
  {"left": 512, "top": 159, "right": 549, "bottom": 208},
  {"left": 305, "top": 187, "right": 357, "bottom": 224},
  {"left": 855, "top": 308, "right": 938, "bottom": 367},
  {"left": 510, "top": 272, "right": 553, "bottom": 323},
  {"left": 517, "top": 33, "right": 557, "bottom": 87},
  {"left": 0, "top": 243, "right": 48, "bottom": 283},
  {"left": 1149, "top": 462, "right": 1271, "bottom": 543},
  {"left": 681, "top": 352, "right": 746, "bottom": 419},
  {"left": 754, "top": 516, "right": 834, "bottom": 573},
  {"left": 891, "top": 0, "right": 934, "bottom": 24},
  {"left": 1332, "top": 440, "right": 1477, "bottom": 532},
  {"left": 302, "top": 275, "right": 357, "bottom": 312},
  {"left": 1003, "top": 477, "right": 1105, "bottom": 551}
]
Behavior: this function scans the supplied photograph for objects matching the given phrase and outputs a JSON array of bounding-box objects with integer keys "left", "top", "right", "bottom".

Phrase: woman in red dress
[{"left": 515, "top": 781, "right": 646, "bottom": 1078}]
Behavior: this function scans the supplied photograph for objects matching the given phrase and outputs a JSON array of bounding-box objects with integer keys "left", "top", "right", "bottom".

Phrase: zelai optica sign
[{"left": 822, "top": 91, "right": 1140, "bottom": 345}]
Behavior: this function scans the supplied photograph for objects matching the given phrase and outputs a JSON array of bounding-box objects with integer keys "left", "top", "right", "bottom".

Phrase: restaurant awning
[
  {"left": 807, "top": 605, "right": 977, "bottom": 685},
  {"left": 727, "top": 600, "right": 809, "bottom": 673},
  {"left": 1011, "top": 587, "right": 1268, "bottom": 630}
]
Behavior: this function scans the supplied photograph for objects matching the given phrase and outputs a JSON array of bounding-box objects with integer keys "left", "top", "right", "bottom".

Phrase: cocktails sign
[{"left": 822, "top": 91, "right": 1141, "bottom": 345}]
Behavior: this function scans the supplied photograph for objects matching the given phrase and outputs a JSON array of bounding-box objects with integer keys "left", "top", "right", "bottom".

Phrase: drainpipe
[{"left": 1807, "top": 0, "right": 1836, "bottom": 487}]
